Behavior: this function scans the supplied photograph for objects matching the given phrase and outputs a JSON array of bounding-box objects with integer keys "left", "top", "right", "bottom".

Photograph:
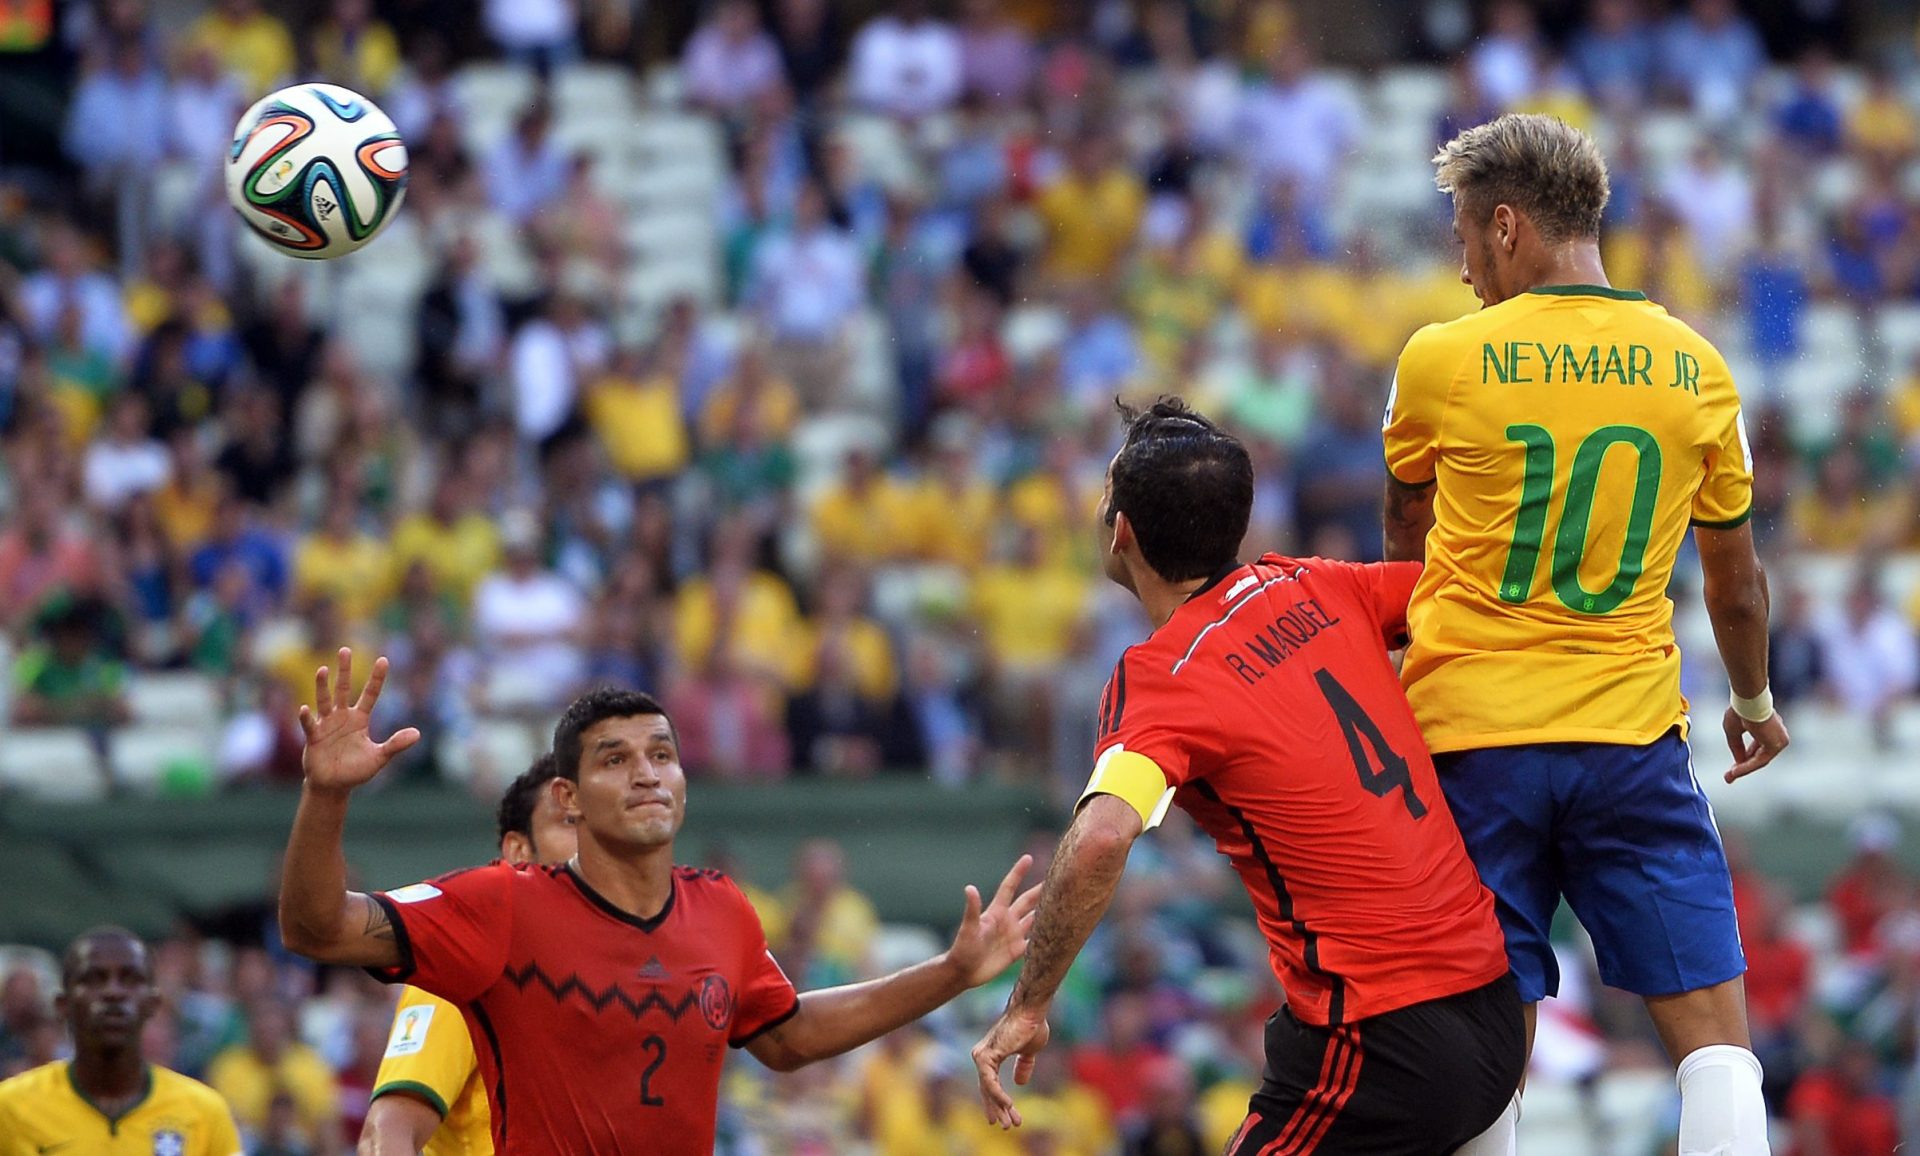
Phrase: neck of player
[
  {"left": 1524, "top": 239, "right": 1610, "bottom": 296},
  {"left": 574, "top": 836, "right": 675, "bottom": 921},
  {"left": 72, "top": 1043, "right": 146, "bottom": 1106},
  {"left": 1135, "top": 568, "right": 1217, "bottom": 630}
]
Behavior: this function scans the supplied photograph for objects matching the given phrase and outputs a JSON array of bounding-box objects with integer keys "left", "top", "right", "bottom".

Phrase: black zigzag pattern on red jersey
[{"left": 502, "top": 961, "right": 701, "bottom": 1021}]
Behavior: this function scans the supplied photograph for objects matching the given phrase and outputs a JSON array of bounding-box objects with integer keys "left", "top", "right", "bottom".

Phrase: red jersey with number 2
[
  {"left": 370, "top": 862, "right": 798, "bottom": 1155},
  {"left": 1096, "top": 554, "right": 1507, "bottom": 1026}
]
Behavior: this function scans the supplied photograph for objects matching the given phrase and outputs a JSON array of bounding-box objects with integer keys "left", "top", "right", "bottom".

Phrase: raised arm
[
  {"left": 279, "top": 649, "right": 422, "bottom": 967},
  {"left": 972, "top": 794, "right": 1143, "bottom": 1128},
  {"left": 1383, "top": 476, "right": 1436, "bottom": 563},
  {"left": 745, "top": 855, "right": 1036, "bottom": 1072},
  {"left": 1694, "top": 523, "right": 1789, "bottom": 782}
]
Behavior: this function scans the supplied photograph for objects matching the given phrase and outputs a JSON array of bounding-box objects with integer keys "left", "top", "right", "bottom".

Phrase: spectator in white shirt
[
  {"left": 749, "top": 182, "right": 864, "bottom": 342},
  {"left": 1819, "top": 569, "right": 1920, "bottom": 750},
  {"left": 486, "top": 99, "right": 572, "bottom": 225},
  {"left": 19, "top": 225, "right": 132, "bottom": 366},
  {"left": 747, "top": 181, "right": 864, "bottom": 404},
  {"left": 483, "top": 0, "right": 578, "bottom": 74},
  {"left": 1660, "top": 141, "right": 1753, "bottom": 273},
  {"left": 1657, "top": 0, "right": 1764, "bottom": 123},
  {"left": 165, "top": 43, "right": 241, "bottom": 172},
  {"left": 509, "top": 276, "right": 611, "bottom": 444},
  {"left": 83, "top": 393, "right": 171, "bottom": 513},
  {"left": 1471, "top": 1, "right": 1541, "bottom": 109},
  {"left": 849, "top": 0, "right": 963, "bottom": 120},
  {"left": 683, "top": 0, "right": 786, "bottom": 117},
  {"left": 1233, "top": 40, "right": 1360, "bottom": 205},
  {"left": 474, "top": 509, "right": 587, "bottom": 712}
]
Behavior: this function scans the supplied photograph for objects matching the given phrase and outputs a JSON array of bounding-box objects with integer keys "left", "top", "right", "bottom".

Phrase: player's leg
[
  {"left": 1555, "top": 730, "right": 1767, "bottom": 1156},
  {"left": 1431, "top": 745, "right": 1567, "bottom": 1014}
]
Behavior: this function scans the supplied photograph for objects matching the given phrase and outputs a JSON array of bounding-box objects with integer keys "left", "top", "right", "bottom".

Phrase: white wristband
[{"left": 1730, "top": 686, "right": 1775, "bottom": 723}]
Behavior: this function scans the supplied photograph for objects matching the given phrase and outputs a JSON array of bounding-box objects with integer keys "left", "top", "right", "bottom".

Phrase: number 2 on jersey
[
  {"left": 1498, "top": 424, "right": 1662, "bottom": 614},
  {"left": 639, "top": 1035, "right": 667, "bottom": 1106}
]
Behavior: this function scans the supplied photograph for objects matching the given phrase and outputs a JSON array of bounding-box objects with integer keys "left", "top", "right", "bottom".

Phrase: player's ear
[
  {"left": 550, "top": 775, "right": 581, "bottom": 820},
  {"left": 1110, "top": 510, "right": 1134, "bottom": 555},
  {"left": 500, "top": 831, "right": 532, "bottom": 864},
  {"left": 1493, "top": 204, "right": 1518, "bottom": 252}
]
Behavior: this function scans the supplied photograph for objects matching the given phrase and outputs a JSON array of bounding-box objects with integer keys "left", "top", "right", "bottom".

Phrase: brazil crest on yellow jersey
[
  {"left": 370, "top": 986, "right": 492, "bottom": 1156},
  {"left": 0, "top": 1061, "right": 242, "bottom": 1156},
  {"left": 1383, "top": 285, "right": 1752, "bottom": 752}
]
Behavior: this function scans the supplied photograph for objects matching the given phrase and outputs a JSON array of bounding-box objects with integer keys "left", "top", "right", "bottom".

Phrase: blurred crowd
[
  {"left": 1, "top": 0, "right": 1917, "bottom": 799},
  {"left": 1, "top": 0, "right": 1919, "bottom": 1151}
]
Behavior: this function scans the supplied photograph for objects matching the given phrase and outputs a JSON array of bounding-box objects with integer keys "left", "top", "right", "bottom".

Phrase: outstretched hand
[
  {"left": 298, "top": 648, "right": 420, "bottom": 794},
  {"left": 944, "top": 855, "right": 1040, "bottom": 989}
]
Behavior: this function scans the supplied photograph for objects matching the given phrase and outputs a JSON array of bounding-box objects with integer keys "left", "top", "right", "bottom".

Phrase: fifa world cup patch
[{"left": 386, "top": 1004, "right": 435, "bottom": 1057}]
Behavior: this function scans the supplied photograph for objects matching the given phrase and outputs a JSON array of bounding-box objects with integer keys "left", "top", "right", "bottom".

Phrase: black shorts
[{"left": 1225, "top": 974, "right": 1524, "bottom": 1156}]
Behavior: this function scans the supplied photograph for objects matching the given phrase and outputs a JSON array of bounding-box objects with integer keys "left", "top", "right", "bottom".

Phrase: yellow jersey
[
  {"left": 0, "top": 1061, "right": 242, "bottom": 1156},
  {"left": 370, "top": 986, "right": 492, "bottom": 1156},
  {"left": 1383, "top": 285, "right": 1752, "bottom": 752}
]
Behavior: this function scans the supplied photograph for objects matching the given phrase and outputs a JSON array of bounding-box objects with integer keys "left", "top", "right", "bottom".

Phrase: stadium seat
[
  {"left": 1373, "top": 67, "right": 1449, "bottom": 124},
  {"left": 1636, "top": 111, "right": 1700, "bottom": 174},
  {"left": 451, "top": 63, "right": 538, "bottom": 124},
  {"left": 1801, "top": 304, "right": 1864, "bottom": 365},
  {"left": 458, "top": 718, "right": 542, "bottom": 792},
  {"left": 0, "top": 728, "right": 107, "bottom": 803},
  {"left": 126, "top": 671, "right": 223, "bottom": 726},
  {"left": 551, "top": 64, "right": 636, "bottom": 121},
  {"left": 1875, "top": 303, "right": 1920, "bottom": 376},
  {"left": 110, "top": 725, "right": 218, "bottom": 793}
]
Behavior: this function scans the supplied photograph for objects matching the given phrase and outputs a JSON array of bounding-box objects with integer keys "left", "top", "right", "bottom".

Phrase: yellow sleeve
[
  {"left": 370, "top": 988, "right": 476, "bottom": 1119},
  {"left": 1078, "top": 744, "right": 1175, "bottom": 830},
  {"left": 198, "top": 1089, "right": 245, "bottom": 1156},
  {"left": 1691, "top": 355, "right": 1753, "bottom": 529},
  {"left": 1383, "top": 326, "right": 1454, "bottom": 486}
]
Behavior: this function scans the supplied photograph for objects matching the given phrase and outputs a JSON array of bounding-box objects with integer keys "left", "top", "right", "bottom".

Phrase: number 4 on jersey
[{"left": 1314, "top": 669, "right": 1427, "bottom": 819}]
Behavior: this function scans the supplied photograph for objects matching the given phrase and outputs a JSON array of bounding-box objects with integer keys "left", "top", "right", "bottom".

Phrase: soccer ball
[{"left": 225, "top": 83, "right": 408, "bottom": 260}]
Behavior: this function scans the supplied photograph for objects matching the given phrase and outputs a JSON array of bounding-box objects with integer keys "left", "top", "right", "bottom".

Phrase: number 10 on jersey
[{"left": 1499, "top": 423, "right": 1662, "bottom": 615}]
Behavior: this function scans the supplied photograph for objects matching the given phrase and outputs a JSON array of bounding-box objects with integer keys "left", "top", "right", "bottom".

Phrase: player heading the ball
[{"left": 1384, "top": 112, "right": 1788, "bottom": 1156}]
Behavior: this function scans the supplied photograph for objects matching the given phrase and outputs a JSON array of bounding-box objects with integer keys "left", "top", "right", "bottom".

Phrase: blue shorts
[{"left": 1432, "top": 730, "right": 1745, "bottom": 1003}]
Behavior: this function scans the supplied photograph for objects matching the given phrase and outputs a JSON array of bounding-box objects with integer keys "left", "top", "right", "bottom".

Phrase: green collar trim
[
  {"left": 1528, "top": 284, "right": 1647, "bottom": 301},
  {"left": 67, "top": 1062, "right": 153, "bottom": 1134}
]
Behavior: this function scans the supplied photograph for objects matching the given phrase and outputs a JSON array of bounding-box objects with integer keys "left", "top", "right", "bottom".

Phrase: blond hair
[{"left": 1433, "top": 114, "right": 1610, "bottom": 244}]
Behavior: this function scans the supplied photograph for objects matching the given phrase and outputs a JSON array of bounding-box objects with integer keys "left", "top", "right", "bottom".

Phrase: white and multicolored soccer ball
[{"left": 225, "top": 83, "right": 408, "bottom": 260}]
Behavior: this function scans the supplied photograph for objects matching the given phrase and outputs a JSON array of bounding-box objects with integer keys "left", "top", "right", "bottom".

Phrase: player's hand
[
  {"left": 1722, "top": 707, "right": 1788, "bottom": 783},
  {"left": 943, "top": 854, "right": 1040, "bottom": 988},
  {"left": 298, "top": 648, "right": 420, "bottom": 794},
  {"left": 971, "top": 1003, "right": 1051, "bottom": 1129}
]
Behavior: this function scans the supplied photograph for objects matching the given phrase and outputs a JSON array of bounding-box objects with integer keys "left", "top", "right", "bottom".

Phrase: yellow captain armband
[{"left": 1079, "top": 745, "right": 1177, "bottom": 830}]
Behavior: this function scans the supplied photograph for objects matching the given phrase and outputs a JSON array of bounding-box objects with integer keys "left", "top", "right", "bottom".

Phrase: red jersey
[
  {"left": 1096, "top": 554, "right": 1507, "bottom": 1026},
  {"left": 370, "top": 861, "right": 798, "bottom": 1155}
]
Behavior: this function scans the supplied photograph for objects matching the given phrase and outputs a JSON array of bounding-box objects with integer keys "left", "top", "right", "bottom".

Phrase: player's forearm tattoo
[
  {"left": 360, "top": 897, "right": 396, "bottom": 941},
  {"left": 1009, "top": 818, "right": 1130, "bottom": 1012},
  {"left": 1382, "top": 477, "right": 1436, "bottom": 563}
]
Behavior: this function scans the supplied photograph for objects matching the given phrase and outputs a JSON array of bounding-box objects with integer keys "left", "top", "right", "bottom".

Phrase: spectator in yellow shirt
[
  {"left": 672, "top": 520, "right": 802, "bottom": 681},
  {"left": 387, "top": 474, "right": 500, "bottom": 605},
  {"left": 809, "top": 448, "right": 923, "bottom": 565},
  {"left": 698, "top": 342, "right": 800, "bottom": 448},
  {"left": 1036, "top": 131, "right": 1145, "bottom": 282},
  {"left": 912, "top": 433, "right": 999, "bottom": 569},
  {"left": 1850, "top": 64, "right": 1917, "bottom": 162},
  {"left": 188, "top": 0, "right": 294, "bottom": 95},
  {"left": 310, "top": 0, "right": 403, "bottom": 97},
  {"left": 1005, "top": 438, "right": 1098, "bottom": 570},
  {"left": 291, "top": 495, "right": 390, "bottom": 625},
  {"left": 1789, "top": 449, "right": 1906, "bottom": 552},
  {"left": 778, "top": 839, "right": 879, "bottom": 987},
  {"left": 793, "top": 565, "right": 897, "bottom": 700},
  {"left": 585, "top": 344, "right": 690, "bottom": 485},
  {"left": 970, "top": 526, "right": 1089, "bottom": 673},
  {"left": 205, "top": 1000, "right": 342, "bottom": 1155}
]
